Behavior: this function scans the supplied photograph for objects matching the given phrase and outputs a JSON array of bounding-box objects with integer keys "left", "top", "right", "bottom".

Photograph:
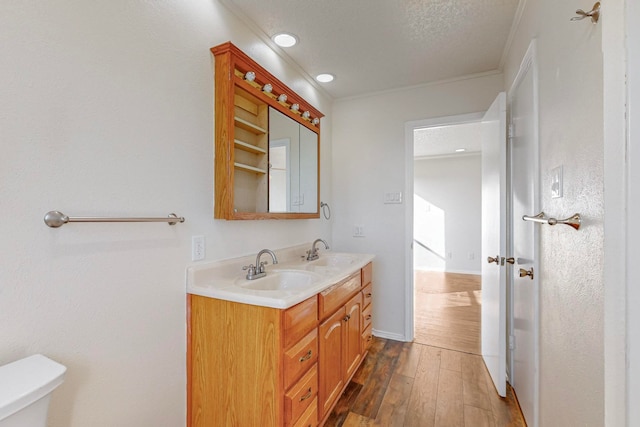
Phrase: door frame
[
  {"left": 404, "top": 112, "right": 485, "bottom": 342},
  {"left": 506, "top": 38, "right": 540, "bottom": 426},
  {"left": 602, "top": 1, "right": 636, "bottom": 425}
]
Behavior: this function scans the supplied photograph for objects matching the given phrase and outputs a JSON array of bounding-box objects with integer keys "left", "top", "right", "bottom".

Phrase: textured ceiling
[
  {"left": 414, "top": 122, "right": 482, "bottom": 158},
  {"left": 221, "top": 0, "right": 520, "bottom": 99}
]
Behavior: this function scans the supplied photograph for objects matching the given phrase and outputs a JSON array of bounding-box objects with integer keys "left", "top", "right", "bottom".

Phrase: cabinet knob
[
  {"left": 487, "top": 256, "right": 500, "bottom": 265},
  {"left": 343, "top": 314, "right": 351, "bottom": 322}
]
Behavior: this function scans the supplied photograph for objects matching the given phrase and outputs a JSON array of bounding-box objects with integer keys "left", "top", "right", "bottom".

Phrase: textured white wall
[
  {"left": 0, "top": 2, "right": 331, "bottom": 426},
  {"left": 624, "top": 1, "right": 640, "bottom": 424},
  {"left": 503, "top": 1, "right": 604, "bottom": 425},
  {"left": 414, "top": 155, "right": 482, "bottom": 274},
  {"left": 331, "top": 74, "right": 503, "bottom": 339}
]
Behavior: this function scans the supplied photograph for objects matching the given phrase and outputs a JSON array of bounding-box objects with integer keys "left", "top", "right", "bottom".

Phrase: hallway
[
  {"left": 326, "top": 338, "right": 525, "bottom": 426},
  {"left": 414, "top": 271, "right": 482, "bottom": 355}
]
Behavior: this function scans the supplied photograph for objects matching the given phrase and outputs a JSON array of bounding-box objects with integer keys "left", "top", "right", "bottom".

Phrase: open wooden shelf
[
  {"left": 234, "top": 162, "right": 267, "bottom": 174},
  {"left": 234, "top": 116, "right": 267, "bottom": 134},
  {"left": 234, "top": 139, "right": 267, "bottom": 155}
]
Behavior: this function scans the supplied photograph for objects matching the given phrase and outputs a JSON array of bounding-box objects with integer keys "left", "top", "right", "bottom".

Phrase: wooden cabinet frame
[{"left": 211, "top": 42, "right": 324, "bottom": 220}]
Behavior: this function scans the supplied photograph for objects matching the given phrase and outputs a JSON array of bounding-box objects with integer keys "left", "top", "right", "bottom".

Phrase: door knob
[
  {"left": 487, "top": 256, "right": 500, "bottom": 265},
  {"left": 505, "top": 257, "right": 515, "bottom": 265},
  {"left": 519, "top": 267, "right": 534, "bottom": 280}
]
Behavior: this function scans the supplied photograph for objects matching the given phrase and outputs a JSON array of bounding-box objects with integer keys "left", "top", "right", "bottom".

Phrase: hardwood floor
[
  {"left": 325, "top": 339, "right": 525, "bottom": 426},
  {"left": 414, "top": 271, "right": 482, "bottom": 355}
]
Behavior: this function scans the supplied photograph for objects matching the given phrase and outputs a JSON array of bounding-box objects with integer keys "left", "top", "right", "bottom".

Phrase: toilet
[{"left": 0, "top": 354, "right": 66, "bottom": 427}]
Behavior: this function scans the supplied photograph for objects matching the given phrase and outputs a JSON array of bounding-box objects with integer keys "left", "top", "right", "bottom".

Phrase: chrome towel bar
[
  {"left": 522, "top": 211, "right": 581, "bottom": 230},
  {"left": 44, "top": 211, "right": 185, "bottom": 228}
]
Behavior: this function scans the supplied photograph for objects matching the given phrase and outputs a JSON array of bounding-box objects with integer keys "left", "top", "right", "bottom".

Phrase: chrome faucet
[
  {"left": 243, "top": 249, "right": 279, "bottom": 280},
  {"left": 306, "top": 239, "right": 329, "bottom": 261}
]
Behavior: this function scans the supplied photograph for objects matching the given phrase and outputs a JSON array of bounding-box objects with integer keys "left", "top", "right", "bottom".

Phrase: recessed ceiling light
[
  {"left": 272, "top": 33, "right": 298, "bottom": 48},
  {"left": 316, "top": 73, "right": 334, "bottom": 83},
  {"left": 455, "top": 148, "right": 466, "bottom": 152}
]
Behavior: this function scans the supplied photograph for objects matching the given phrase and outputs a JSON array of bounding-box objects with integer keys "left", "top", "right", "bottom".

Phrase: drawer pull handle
[
  {"left": 367, "top": 335, "right": 372, "bottom": 341},
  {"left": 299, "top": 350, "right": 312, "bottom": 362},
  {"left": 300, "top": 387, "right": 313, "bottom": 401},
  {"left": 365, "top": 315, "right": 372, "bottom": 320},
  {"left": 366, "top": 293, "right": 372, "bottom": 298}
]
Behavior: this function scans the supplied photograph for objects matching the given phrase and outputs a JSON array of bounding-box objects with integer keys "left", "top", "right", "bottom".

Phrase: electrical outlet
[
  {"left": 192, "top": 235, "right": 205, "bottom": 261},
  {"left": 353, "top": 225, "right": 365, "bottom": 237},
  {"left": 468, "top": 252, "right": 475, "bottom": 260},
  {"left": 384, "top": 191, "right": 403, "bottom": 204}
]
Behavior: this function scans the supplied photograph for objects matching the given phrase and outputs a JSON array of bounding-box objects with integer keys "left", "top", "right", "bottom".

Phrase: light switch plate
[
  {"left": 551, "top": 165, "right": 563, "bottom": 198},
  {"left": 384, "top": 191, "right": 403, "bottom": 204}
]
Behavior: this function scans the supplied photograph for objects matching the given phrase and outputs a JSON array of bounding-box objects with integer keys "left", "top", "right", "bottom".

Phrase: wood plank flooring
[
  {"left": 325, "top": 339, "right": 525, "bottom": 426},
  {"left": 414, "top": 271, "right": 482, "bottom": 355}
]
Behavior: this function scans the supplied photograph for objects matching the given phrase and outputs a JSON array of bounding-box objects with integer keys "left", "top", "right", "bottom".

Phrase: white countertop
[{"left": 186, "top": 243, "right": 374, "bottom": 309}]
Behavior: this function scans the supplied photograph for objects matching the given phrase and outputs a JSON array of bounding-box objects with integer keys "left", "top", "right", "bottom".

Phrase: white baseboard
[
  {"left": 445, "top": 268, "right": 481, "bottom": 275},
  {"left": 414, "top": 267, "right": 481, "bottom": 275},
  {"left": 372, "top": 329, "right": 409, "bottom": 342}
]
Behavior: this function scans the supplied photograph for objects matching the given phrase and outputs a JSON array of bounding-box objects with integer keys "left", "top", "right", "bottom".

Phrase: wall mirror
[
  {"left": 211, "top": 42, "right": 323, "bottom": 220},
  {"left": 268, "top": 108, "right": 318, "bottom": 213}
]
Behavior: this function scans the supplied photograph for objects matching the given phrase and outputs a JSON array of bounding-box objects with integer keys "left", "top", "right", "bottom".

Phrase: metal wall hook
[
  {"left": 571, "top": 2, "right": 600, "bottom": 24},
  {"left": 522, "top": 211, "right": 581, "bottom": 230}
]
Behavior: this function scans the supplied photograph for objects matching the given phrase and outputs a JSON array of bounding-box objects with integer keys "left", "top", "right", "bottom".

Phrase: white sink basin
[{"left": 235, "top": 270, "right": 320, "bottom": 291}]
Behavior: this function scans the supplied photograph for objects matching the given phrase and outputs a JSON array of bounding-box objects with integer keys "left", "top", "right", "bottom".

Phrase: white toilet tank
[{"left": 0, "top": 354, "right": 66, "bottom": 427}]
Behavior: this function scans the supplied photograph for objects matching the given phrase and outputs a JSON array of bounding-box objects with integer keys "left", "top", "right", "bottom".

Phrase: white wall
[
  {"left": 414, "top": 155, "right": 481, "bottom": 274},
  {"left": 0, "top": 2, "right": 331, "bottom": 426},
  {"left": 624, "top": 1, "right": 640, "bottom": 424},
  {"left": 331, "top": 73, "right": 503, "bottom": 339},
  {"left": 503, "top": 1, "right": 604, "bottom": 425}
]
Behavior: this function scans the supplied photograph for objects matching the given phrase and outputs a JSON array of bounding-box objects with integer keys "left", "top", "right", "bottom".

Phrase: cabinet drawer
[
  {"left": 292, "top": 397, "right": 317, "bottom": 427},
  {"left": 361, "top": 262, "right": 372, "bottom": 287},
  {"left": 362, "top": 283, "right": 373, "bottom": 309},
  {"left": 285, "top": 363, "right": 318, "bottom": 426},
  {"left": 362, "top": 303, "right": 372, "bottom": 330},
  {"left": 284, "top": 296, "right": 318, "bottom": 349},
  {"left": 362, "top": 324, "right": 373, "bottom": 352},
  {"left": 284, "top": 328, "right": 318, "bottom": 390},
  {"left": 319, "top": 272, "right": 361, "bottom": 320}
]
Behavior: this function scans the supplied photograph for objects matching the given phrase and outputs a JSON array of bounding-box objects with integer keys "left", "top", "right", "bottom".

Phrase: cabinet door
[
  {"left": 319, "top": 307, "right": 345, "bottom": 418},
  {"left": 343, "top": 293, "right": 362, "bottom": 380}
]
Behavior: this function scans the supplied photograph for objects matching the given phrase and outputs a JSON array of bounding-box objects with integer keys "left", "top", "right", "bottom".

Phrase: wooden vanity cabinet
[
  {"left": 188, "top": 295, "right": 318, "bottom": 427},
  {"left": 318, "top": 272, "right": 364, "bottom": 422},
  {"left": 187, "top": 261, "right": 374, "bottom": 427},
  {"left": 361, "top": 284, "right": 373, "bottom": 351}
]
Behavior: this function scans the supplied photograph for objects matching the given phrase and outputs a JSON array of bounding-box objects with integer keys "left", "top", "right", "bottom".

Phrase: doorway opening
[{"left": 406, "top": 115, "right": 484, "bottom": 355}]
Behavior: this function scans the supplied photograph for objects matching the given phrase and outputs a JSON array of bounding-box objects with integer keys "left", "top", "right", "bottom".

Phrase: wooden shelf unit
[{"left": 211, "top": 41, "right": 324, "bottom": 220}]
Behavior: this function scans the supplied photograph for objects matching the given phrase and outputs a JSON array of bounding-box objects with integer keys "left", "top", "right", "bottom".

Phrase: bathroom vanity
[{"left": 186, "top": 245, "right": 374, "bottom": 427}]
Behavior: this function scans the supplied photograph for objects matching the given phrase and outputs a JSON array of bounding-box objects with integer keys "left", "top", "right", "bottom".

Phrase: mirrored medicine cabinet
[{"left": 211, "top": 42, "right": 323, "bottom": 220}]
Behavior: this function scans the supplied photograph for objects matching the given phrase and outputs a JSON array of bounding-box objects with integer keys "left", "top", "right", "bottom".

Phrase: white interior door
[
  {"left": 481, "top": 92, "right": 507, "bottom": 397},
  {"left": 509, "top": 41, "right": 539, "bottom": 427}
]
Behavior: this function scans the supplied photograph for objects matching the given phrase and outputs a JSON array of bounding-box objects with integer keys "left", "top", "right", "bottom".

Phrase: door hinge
[{"left": 509, "top": 334, "right": 516, "bottom": 350}]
